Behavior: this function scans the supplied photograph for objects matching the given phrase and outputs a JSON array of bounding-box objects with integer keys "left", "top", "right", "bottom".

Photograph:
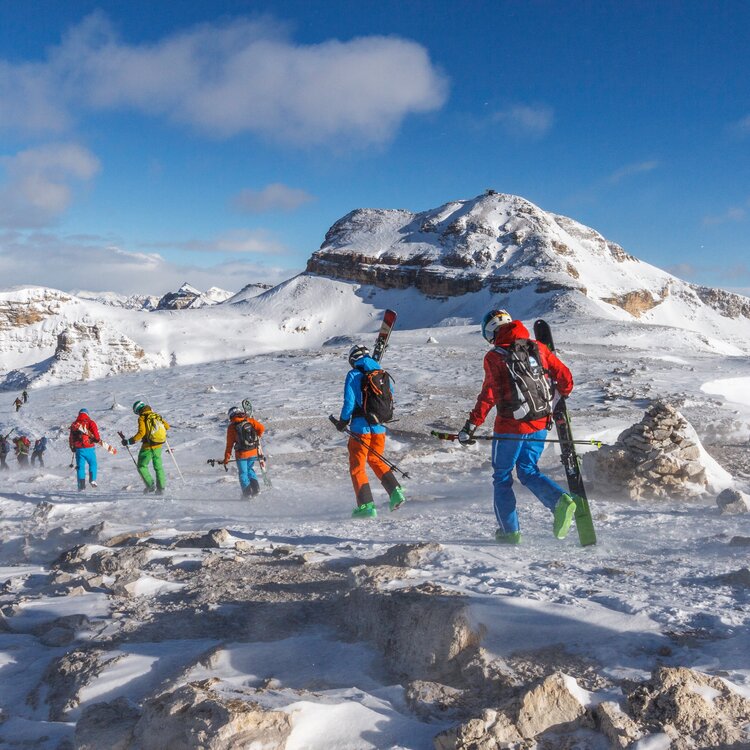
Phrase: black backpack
[
  {"left": 495, "top": 339, "right": 552, "bottom": 421},
  {"left": 361, "top": 369, "right": 394, "bottom": 426},
  {"left": 235, "top": 419, "right": 259, "bottom": 451}
]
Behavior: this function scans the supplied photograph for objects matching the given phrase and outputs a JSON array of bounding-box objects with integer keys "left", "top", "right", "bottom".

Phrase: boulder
[
  {"left": 627, "top": 666, "right": 750, "bottom": 748},
  {"left": 75, "top": 697, "right": 140, "bottom": 750},
  {"left": 716, "top": 488, "right": 749, "bottom": 515},
  {"left": 132, "top": 680, "right": 292, "bottom": 750}
]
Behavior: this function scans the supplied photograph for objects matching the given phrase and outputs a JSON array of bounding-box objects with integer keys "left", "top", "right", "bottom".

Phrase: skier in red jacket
[
  {"left": 458, "top": 310, "right": 576, "bottom": 544},
  {"left": 69, "top": 409, "right": 100, "bottom": 490}
]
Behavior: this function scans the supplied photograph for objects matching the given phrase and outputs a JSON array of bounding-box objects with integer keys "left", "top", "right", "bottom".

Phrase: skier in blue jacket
[{"left": 332, "top": 345, "right": 406, "bottom": 518}]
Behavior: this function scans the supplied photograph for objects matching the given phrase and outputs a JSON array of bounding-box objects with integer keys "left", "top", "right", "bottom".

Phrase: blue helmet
[{"left": 79, "top": 408, "right": 88, "bottom": 414}]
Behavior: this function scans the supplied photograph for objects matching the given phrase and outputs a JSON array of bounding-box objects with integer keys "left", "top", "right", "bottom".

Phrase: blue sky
[{"left": 0, "top": 0, "right": 748, "bottom": 295}]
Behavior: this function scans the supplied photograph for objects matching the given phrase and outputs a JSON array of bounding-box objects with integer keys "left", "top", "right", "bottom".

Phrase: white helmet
[
  {"left": 481, "top": 309, "right": 512, "bottom": 344},
  {"left": 348, "top": 344, "right": 370, "bottom": 367}
]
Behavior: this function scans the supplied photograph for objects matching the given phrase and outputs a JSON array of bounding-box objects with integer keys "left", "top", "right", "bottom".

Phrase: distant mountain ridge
[{"left": 307, "top": 191, "right": 750, "bottom": 322}]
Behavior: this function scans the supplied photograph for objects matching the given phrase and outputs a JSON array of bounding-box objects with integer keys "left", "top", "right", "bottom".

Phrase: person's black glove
[
  {"left": 121, "top": 438, "right": 129, "bottom": 447},
  {"left": 457, "top": 420, "right": 477, "bottom": 445},
  {"left": 333, "top": 418, "right": 349, "bottom": 433}
]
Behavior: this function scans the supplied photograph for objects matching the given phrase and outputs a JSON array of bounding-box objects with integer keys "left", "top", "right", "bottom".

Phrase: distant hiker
[
  {"left": 458, "top": 310, "right": 576, "bottom": 544},
  {"left": 22, "top": 390, "right": 28, "bottom": 403},
  {"left": 69, "top": 409, "right": 100, "bottom": 490},
  {"left": 122, "top": 401, "right": 170, "bottom": 495},
  {"left": 13, "top": 435, "right": 31, "bottom": 467},
  {"left": 332, "top": 344, "right": 405, "bottom": 518},
  {"left": 223, "top": 406, "right": 265, "bottom": 497},
  {"left": 31, "top": 436, "right": 48, "bottom": 467},
  {"left": 0, "top": 435, "right": 10, "bottom": 470},
  {"left": 13, "top": 397, "right": 22, "bottom": 412}
]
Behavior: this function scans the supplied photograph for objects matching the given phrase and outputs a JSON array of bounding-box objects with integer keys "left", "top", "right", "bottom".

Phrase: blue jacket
[{"left": 339, "top": 355, "right": 389, "bottom": 435}]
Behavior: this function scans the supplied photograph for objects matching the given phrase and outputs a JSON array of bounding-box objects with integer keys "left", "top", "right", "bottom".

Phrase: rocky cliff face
[
  {"left": 306, "top": 191, "right": 750, "bottom": 325},
  {"left": 156, "top": 283, "right": 232, "bottom": 310}
]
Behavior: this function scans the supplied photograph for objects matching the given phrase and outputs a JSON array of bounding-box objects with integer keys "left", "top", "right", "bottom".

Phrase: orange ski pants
[{"left": 348, "top": 432, "right": 390, "bottom": 495}]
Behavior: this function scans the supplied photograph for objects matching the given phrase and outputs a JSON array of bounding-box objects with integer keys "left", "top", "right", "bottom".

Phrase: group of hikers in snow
[
  {"left": 4, "top": 308, "right": 581, "bottom": 542},
  {"left": 0, "top": 433, "right": 47, "bottom": 469}
]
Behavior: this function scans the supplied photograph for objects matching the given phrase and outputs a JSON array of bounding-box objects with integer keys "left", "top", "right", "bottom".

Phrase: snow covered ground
[{"left": 1, "top": 319, "right": 750, "bottom": 748}]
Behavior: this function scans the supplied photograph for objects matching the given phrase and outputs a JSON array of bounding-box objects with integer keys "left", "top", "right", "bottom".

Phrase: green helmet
[{"left": 132, "top": 400, "right": 146, "bottom": 414}]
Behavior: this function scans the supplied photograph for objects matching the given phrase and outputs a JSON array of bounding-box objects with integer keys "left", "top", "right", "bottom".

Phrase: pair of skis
[{"left": 533, "top": 319, "right": 597, "bottom": 547}]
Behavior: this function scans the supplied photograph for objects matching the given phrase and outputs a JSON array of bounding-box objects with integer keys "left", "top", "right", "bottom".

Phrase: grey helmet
[
  {"left": 228, "top": 406, "right": 244, "bottom": 419},
  {"left": 348, "top": 344, "right": 370, "bottom": 367}
]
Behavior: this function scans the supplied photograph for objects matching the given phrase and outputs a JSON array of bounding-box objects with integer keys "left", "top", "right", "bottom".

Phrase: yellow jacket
[{"left": 128, "top": 406, "right": 170, "bottom": 449}]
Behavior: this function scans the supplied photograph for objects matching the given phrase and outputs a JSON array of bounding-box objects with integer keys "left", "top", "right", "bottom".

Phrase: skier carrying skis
[
  {"left": 31, "top": 436, "right": 48, "bottom": 467},
  {"left": 458, "top": 310, "right": 576, "bottom": 544},
  {"left": 122, "top": 401, "right": 169, "bottom": 495},
  {"left": 69, "top": 409, "right": 100, "bottom": 490},
  {"left": 223, "top": 406, "right": 265, "bottom": 497},
  {"left": 13, "top": 397, "right": 22, "bottom": 412},
  {"left": 13, "top": 435, "right": 31, "bottom": 467},
  {"left": 332, "top": 344, "right": 406, "bottom": 518}
]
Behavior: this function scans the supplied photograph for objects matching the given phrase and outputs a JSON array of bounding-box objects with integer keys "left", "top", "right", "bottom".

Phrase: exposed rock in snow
[
  {"left": 155, "top": 283, "right": 232, "bottom": 310},
  {"left": 132, "top": 680, "right": 293, "bottom": 750},
  {"left": 594, "top": 701, "right": 644, "bottom": 748},
  {"left": 224, "top": 281, "right": 274, "bottom": 304},
  {"left": 627, "top": 666, "right": 750, "bottom": 748},
  {"left": 584, "top": 401, "right": 731, "bottom": 500},
  {"left": 306, "top": 191, "right": 750, "bottom": 334},
  {"left": 36, "top": 321, "right": 165, "bottom": 385},
  {"left": 76, "top": 681, "right": 292, "bottom": 750},
  {"left": 716, "top": 488, "right": 749, "bottom": 514}
]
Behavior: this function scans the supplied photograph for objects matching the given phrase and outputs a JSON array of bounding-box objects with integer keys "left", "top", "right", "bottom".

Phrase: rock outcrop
[{"left": 584, "top": 401, "right": 718, "bottom": 500}]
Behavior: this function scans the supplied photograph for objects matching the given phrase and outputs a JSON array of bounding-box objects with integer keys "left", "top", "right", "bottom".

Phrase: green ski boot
[
  {"left": 494, "top": 529, "right": 522, "bottom": 544},
  {"left": 352, "top": 501, "right": 377, "bottom": 519},
  {"left": 389, "top": 487, "right": 406, "bottom": 511},
  {"left": 553, "top": 494, "right": 576, "bottom": 539}
]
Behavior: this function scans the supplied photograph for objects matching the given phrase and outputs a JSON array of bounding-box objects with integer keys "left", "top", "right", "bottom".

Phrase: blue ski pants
[
  {"left": 75, "top": 447, "right": 97, "bottom": 483},
  {"left": 237, "top": 458, "right": 258, "bottom": 489},
  {"left": 491, "top": 430, "right": 566, "bottom": 534}
]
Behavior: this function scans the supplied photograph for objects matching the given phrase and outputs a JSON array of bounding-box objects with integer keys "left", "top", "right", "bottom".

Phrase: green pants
[{"left": 138, "top": 446, "right": 166, "bottom": 489}]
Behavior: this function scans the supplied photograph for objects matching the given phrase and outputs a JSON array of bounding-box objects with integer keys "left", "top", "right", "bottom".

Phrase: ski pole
[
  {"left": 164, "top": 438, "right": 186, "bottom": 484},
  {"left": 117, "top": 431, "right": 146, "bottom": 487},
  {"left": 329, "top": 415, "right": 410, "bottom": 479},
  {"left": 207, "top": 458, "right": 233, "bottom": 472},
  {"left": 257, "top": 442, "right": 272, "bottom": 488},
  {"left": 430, "top": 430, "right": 606, "bottom": 448}
]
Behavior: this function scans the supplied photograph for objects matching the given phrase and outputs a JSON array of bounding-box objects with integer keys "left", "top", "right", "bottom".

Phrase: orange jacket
[{"left": 224, "top": 416, "right": 265, "bottom": 462}]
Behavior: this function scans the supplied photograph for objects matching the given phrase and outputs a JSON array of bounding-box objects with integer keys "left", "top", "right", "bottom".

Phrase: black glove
[
  {"left": 334, "top": 418, "right": 349, "bottom": 433},
  {"left": 121, "top": 438, "right": 128, "bottom": 447},
  {"left": 457, "top": 420, "right": 477, "bottom": 445}
]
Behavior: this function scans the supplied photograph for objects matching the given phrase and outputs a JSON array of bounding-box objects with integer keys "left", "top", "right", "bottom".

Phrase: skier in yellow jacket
[{"left": 121, "top": 401, "right": 170, "bottom": 494}]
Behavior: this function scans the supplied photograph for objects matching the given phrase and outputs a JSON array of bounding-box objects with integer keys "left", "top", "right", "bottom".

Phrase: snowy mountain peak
[
  {"left": 156, "top": 283, "right": 232, "bottom": 310},
  {"left": 306, "top": 190, "right": 750, "bottom": 327}
]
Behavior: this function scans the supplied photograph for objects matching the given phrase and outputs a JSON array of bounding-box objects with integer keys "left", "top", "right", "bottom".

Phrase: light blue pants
[
  {"left": 76, "top": 447, "right": 97, "bottom": 482},
  {"left": 237, "top": 457, "right": 258, "bottom": 489},
  {"left": 492, "top": 430, "right": 566, "bottom": 534}
]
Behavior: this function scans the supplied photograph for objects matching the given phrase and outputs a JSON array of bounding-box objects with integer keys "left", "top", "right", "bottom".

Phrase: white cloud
[
  {"left": 729, "top": 114, "right": 750, "bottom": 137},
  {"left": 143, "top": 228, "right": 288, "bottom": 255},
  {"left": 702, "top": 205, "right": 747, "bottom": 226},
  {"left": 491, "top": 104, "right": 553, "bottom": 138},
  {"left": 0, "top": 143, "right": 100, "bottom": 228},
  {"left": 231, "top": 183, "right": 314, "bottom": 214},
  {"left": 0, "top": 13, "right": 448, "bottom": 147},
  {"left": 607, "top": 160, "right": 659, "bottom": 184},
  {"left": 0, "top": 230, "right": 293, "bottom": 295}
]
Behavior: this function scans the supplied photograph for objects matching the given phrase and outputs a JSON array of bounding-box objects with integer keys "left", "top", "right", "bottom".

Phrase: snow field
[{"left": 0, "top": 322, "right": 750, "bottom": 747}]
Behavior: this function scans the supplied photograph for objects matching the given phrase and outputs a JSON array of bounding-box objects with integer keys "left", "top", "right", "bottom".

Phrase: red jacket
[
  {"left": 69, "top": 413, "right": 100, "bottom": 450},
  {"left": 469, "top": 320, "right": 573, "bottom": 435}
]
